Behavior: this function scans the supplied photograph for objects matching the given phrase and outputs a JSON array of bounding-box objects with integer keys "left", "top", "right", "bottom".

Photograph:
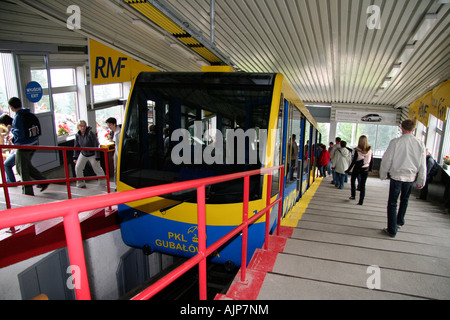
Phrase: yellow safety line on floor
[{"left": 281, "top": 177, "right": 322, "bottom": 227}]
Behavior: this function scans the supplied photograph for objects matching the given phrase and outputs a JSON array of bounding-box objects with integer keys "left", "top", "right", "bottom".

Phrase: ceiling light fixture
[
  {"left": 380, "top": 77, "right": 392, "bottom": 89},
  {"left": 388, "top": 63, "right": 402, "bottom": 78},
  {"left": 412, "top": 13, "right": 437, "bottom": 42},
  {"left": 170, "top": 43, "right": 196, "bottom": 59},
  {"left": 96, "top": 0, "right": 124, "bottom": 14},
  {"left": 132, "top": 19, "right": 166, "bottom": 40},
  {"left": 398, "top": 44, "right": 415, "bottom": 64},
  {"left": 195, "top": 59, "right": 209, "bottom": 66}
]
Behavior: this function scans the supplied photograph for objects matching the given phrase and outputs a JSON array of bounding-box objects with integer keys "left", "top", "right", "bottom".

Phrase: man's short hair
[
  {"left": 401, "top": 120, "right": 416, "bottom": 132},
  {"left": 8, "top": 97, "right": 22, "bottom": 110},
  {"left": 335, "top": 137, "right": 341, "bottom": 143},
  {"left": 340, "top": 141, "right": 347, "bottom": 148},
  {"left": 106, "top": 117, "right": 117, "bottom": 125}
]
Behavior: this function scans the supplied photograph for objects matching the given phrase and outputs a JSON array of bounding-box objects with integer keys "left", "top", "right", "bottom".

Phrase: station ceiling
[{"left": 2, "top": 0, "right": 450, "bottom": 110}]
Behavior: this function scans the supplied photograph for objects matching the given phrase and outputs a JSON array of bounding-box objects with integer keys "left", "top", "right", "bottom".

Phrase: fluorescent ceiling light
[
  {"left": 170, "top": 43, "right": 196, "bottom": 59},
  {"left": 96, "top": 0, "right": 124, "bottom": 14},
  {"left": 306, "top": 104, "right": 332, "bottom": 108},
  {"left": 398, "top": 44, "right": 415, "bottom": 63},
  {"left": 132, "top": 19, "right": 166, "bottom": 40},
  {"left": 380, "top": 78, "right": 392, "bottom": 89},
  {"left": 196, "top": 59, "right": 209, "bottom": 66},
  {"left": 412, "top": 14, "right": 437, "bottom": 42},
  {"left": 387, "top": 63, "right": 402, "bottom": 78}
]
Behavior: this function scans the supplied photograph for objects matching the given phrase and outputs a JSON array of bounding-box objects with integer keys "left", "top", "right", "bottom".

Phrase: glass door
[{"left": 15, "top": 54, "right": 59, "bottom": 171}]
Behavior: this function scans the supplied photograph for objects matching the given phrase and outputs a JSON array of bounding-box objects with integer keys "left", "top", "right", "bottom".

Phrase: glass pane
[
  {"left": 375, "top": 126, "right": 399, "bottom": 157},
  {"left": 93, "top": 83, "right": 122, "bottom": 102},
  {"left": 17, "top": 55, "right": 51, "bottom": 114},
  {"left": 95, "top": 105, "right": 124, "bottom": 145},
  {"left": 120, "top": 72, "right": 274, "bottom": 204},
  {"left": 356, "top": 123, "right": 377, "bottom": 148},
  {"left": 53, "top": 92, "right": 78, "bottom": 135},
  {"left": 336, "top": 122, "right": 355, "bottom": 144},
  {"left": 50, "top": 68, "right": 76, "bottom": 88}
]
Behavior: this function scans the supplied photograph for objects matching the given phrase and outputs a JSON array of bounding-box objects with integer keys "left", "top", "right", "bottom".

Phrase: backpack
[
  {"left": 429, "top": 158, "right": 439, "bottom": 177},
  {"left": 21, "top": 112, "right": 41, "bottom": 139}
]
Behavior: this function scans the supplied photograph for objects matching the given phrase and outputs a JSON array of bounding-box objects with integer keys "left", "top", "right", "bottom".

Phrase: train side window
[{"left": 271, "top": 96, "right": 284, "bottom": 197}]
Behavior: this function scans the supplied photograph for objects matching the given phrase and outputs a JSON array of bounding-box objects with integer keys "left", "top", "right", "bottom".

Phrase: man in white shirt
[{"left": 380, "top": 120, "right": 426, "bottom": 237}]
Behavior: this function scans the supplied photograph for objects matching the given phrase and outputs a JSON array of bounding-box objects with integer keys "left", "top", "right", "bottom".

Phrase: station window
[
  {"left": 93, "top": 83, "right": 122, "bottom": 103},
  {"left": 426, "top": 114, "right": 444, "bottom": 161},
  {"left": 51, "top": 68, "right": 79, "bottom": 136},
  {"left": 92, "top": 83, "right": 127, "bottom": 145},
  {"left": 441, "top": 109, "right": 450, "bottom": 165},
  {"left": 336, "top": 122, "right": 399, "bottom": 157}
]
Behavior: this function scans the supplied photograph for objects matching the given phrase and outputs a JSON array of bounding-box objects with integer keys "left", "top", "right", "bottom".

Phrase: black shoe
[
  {"left": 39, "top": 184, "right": 49, "bottom": 192},
  {"left": 382, "top": 228, "right": 396, "bottom": 238},
  {"left": 357, "top": 202, "right": 363, "bottom": 205},
  {"left": 349, "top": 196, "right": 355, "bottom": 200}
]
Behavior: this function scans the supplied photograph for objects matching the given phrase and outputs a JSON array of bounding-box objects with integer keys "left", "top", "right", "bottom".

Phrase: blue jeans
[
  {"left": 4, "top": 153, "right": 16, "bottom": 183},
  {"left": 336, "top": 172, "right": 345, "bottom": 189},
  {"left": 387, "top": 179, "right": 414, "bottom": 235}
]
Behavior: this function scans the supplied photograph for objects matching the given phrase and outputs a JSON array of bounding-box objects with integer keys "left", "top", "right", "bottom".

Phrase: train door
[
  {"left": 301, "top": 120, "right": 312, "bottom": 192},
  {"left": 280, "top": 99, "right": 289, "bottom": 212},
  {"left": 283, "top": 102, "right": 300, "bottom": 212},
  {"left": 297, "top": 116, "right": 306, "bottom": 200},
  {"left": 310, "top": 127, "right": 317, "bottom": 185}
]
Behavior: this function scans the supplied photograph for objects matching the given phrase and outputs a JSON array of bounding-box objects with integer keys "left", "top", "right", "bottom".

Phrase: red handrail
[
  {"left": 0, "top": 144, "right": 111, "bottom": 209},
  {"left": 0, "top": 165, "right": 284, "bottom": 300}
]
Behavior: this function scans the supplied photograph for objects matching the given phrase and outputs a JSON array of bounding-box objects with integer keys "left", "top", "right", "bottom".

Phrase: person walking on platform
[
  {"left": 329, "top": 137, "right": 341, "bottom": 185},
  {"left": 105, "top": 117, "right": 121, "bottom": 181},
  {"left": 332, "top": 140, "right": 351, "bottom": 189},
  {"left": 8, "top": 97, "right": 49, "bottom": 196},
  {"left": 317, "top": 144, "right": 330, "bottom": 177},
  {"left": 346, "top": 135, "right": 373, "bottom": 205},
  {"left": 73, "top": 120, "right": 105, "bottom": 188},
  {"left": 379, "top": 120, "right": 426, "bottom": 238}
]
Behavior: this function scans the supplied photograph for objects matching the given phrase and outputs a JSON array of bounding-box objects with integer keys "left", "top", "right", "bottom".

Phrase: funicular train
[{"left": 116, "top": 71, "right": 321, "bottom": 268}]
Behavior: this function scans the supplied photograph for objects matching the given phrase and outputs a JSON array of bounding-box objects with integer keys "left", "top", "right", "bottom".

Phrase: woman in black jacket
[
  {"left": 346, "top": 135, "right": 373, "bottom": 205},
  {"left": 73, "top": 120, "right": 105, "bottom": 188}
]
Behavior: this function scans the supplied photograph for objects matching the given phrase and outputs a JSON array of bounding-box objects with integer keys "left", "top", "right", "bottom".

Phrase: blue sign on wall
[{"left": 25, "top": 81, "right": 43, "bottom": 103}]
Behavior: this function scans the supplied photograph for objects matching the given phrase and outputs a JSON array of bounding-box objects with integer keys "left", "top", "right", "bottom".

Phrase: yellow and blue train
[{"left": 117, "top": 71, "right": 321, "bottom": 268}]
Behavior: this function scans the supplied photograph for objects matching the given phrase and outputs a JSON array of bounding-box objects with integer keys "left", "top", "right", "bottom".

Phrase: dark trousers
[
  {"left": 387, "top": 179, "right": 414, "bottom": 235},
  {"left": 419, "top": 176, "right": 432, "bottom": 200},
  {"left": 351, "top": 170, "right": 368, "bottom": 204},
  {"left": 16, "top": 148, "right": 47, "bottom": 196}
]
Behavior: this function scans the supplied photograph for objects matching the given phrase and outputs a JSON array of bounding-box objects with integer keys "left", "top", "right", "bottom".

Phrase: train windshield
[{"left": 120, "top": 72, "right": 275, "bottom": 204}]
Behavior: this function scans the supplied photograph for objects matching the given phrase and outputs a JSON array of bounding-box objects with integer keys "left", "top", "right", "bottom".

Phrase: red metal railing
[
  {"left": 0, "top": 164, "right": 284, "bottom": 300},
  {"left": 0, "top": 144, "right": 111, "bottom": 210}
]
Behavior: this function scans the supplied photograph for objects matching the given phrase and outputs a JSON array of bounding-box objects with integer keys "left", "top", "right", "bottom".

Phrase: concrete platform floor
[{"left": 257, "top": 176, "right": 450, "bottom": 300}]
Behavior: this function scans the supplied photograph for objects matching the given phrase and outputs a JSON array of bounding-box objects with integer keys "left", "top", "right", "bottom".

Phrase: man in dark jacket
[
  {"left": 8, "top": 97, "right": 48, "bottom": 196},
  {"left": 73, "top": 120, "right": 105, "bottom": 188},
  {"left": 418, "top": 149, "right": 437, "bottom": 200}
]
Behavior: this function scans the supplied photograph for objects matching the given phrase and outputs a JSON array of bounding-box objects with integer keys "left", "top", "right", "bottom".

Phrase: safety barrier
[
  {"left": 0, "top": 144, "right": 111, "bottom": 210},
  {"left": 0, "top": 165, "right": 283, "bottom": 300}
]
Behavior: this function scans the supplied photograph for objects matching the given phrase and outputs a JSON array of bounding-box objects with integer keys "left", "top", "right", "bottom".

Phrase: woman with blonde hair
[
  {"left": 73, "top": 120, "right": 106, "bottom": 188},
  {"left": 346, "top": 135, "right": 373, "bottom": 205}
]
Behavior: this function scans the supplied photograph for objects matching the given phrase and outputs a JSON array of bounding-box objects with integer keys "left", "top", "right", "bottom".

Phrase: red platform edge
[{"left": 215, "top": 226, "right": 294, "bottom": 300}]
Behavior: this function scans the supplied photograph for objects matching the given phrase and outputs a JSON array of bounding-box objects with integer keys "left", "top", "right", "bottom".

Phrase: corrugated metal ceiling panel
[
  {"left": 162, "top": 0, "right": 450, "bottom": 108},
  {"left": 4, "top": 0, "right": 449, "bottom": 110}
]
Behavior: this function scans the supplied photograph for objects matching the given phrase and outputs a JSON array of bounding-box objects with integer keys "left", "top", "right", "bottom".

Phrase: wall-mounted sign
[
  {"left": 89, "top": 39, "right": 158, "bottom": 86},
  {"left": 25, "top": 81, "right": 43, "bottom": 103},
  {"left": 335, "top": 110, "right": 397, "bottom": 126},
  {"left": 409, "top": 79, "right": 449, "bottom": 125}
]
